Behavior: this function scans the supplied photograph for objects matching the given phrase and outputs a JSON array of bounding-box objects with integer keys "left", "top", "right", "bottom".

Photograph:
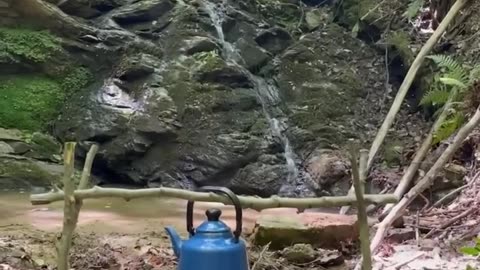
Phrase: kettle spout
[{"left": 165, "top": 226, "right": 183, "bottom": 258}]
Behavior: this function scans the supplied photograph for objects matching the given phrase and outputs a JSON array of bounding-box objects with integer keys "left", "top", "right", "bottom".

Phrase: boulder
[
  {"left": 235, "top": 37, "right": 270, "bottom": 71},
  {"left": 0, "top": 155, "right": 63, "bottom": 190},
  {"left": 180, "top": 36, "right": 219, "bottom": 55},
  {"left": 112, "top": 0, "right": 175, "bottom": 25},
  {"left": 252, "top": 210, "right": 358, "bottom": 249},
  {"left": 255, "top": 27, "right": 293, "bottom": 55},
  {"left": 306, "top": 151, "right": 349, "bottom": 187},
  {"left": 57, "top": 0, "right": 128, "bottom": 18}
]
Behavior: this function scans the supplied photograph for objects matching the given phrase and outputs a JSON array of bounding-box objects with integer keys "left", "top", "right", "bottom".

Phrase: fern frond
[
  {"left": 420, "top": 88, "right": 451, "bottom": 106},
  {"left": 426, "top": 55, "right": 461, "bottom": 70},
  {"left": 432, "top": 111, "right": 465, "bottom": 144},
  {"left": 439, "top": 77, "right": 468, "bottom": 89},
  {"left": 427, "top": 55, "right": 467, "bottom": 79}
]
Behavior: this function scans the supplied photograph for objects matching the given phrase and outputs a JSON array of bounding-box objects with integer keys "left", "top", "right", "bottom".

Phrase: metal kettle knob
[{"left": 186, "top": 186, "right": 243, "bottom": 242}]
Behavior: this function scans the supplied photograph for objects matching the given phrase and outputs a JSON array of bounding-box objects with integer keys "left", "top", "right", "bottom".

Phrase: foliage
[
  {"left": 0, "top": 75, "right": 64, "bottom": 131},
  {"left": 254, "top": 0, "right": 303, "bottom": 34},
  {"left": 386, "top": 31, "right": 414, "bottom": 64},
  {"left": 460, "top": 238, "right": 480, "bottom": 270},
  {"left": 193, "top": 50, "right": 224, "bottom": 71},
  {"left": 61, "top": 67, "right": 93, "bottom": 94},
  {"left": 421, "top": 55, "right": 479, "bottom": 144},
  {"left": 403, "top": 0, "right": 424, "bottom": 19},
  {"left": 0, "top": 27, "right": 61, "bottom": 63}
]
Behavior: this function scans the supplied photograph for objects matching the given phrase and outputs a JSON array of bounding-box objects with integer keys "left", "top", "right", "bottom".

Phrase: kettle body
[
  {"left": 178, "top": 228, "right": 248, "bottom": 270},
  {"left": 165, "top": 186, "right": 250, "bottom": 270}
]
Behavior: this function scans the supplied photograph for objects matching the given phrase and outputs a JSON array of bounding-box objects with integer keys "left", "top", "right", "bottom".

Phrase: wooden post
[
  {"left": 56, "top": 142, "right": 77, "bottom": 270},
  {"left": 351, "top": 147, "right": 372, "bottom": 270}
]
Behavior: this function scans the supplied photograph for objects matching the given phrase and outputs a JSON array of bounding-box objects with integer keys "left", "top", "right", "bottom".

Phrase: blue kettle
[{"left": 165, "top": 186, "right": 250, "bottom": 270}]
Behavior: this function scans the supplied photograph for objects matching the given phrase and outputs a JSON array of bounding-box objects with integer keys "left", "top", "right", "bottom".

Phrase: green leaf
[
  {"left": 403, "top": 0, "right": 424, "bottom": 19},
  {"left": 460, "top": 247, "right": 480, "bottom": 256},
  {"left": 420, "top": 89, "right": 451, "bottom": 106},
  {"left": 351, "top": 22, "right": 360, "bottom": 37},
  {"left": 439, "top": 77, "right": 468, "bottom": 88}
]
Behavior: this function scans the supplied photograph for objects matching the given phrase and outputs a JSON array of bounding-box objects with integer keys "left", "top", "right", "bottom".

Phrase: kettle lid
[{"left": 195, "top": 208, "right": 231, "bottom": 234}]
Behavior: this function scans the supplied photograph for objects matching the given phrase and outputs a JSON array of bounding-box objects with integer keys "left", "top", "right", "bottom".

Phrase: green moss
[
  {"left": 193, "top": 51, "right": 224, "bottom": 72},
  {"left": 0, "top": 75, "right": 64, "bottom": 131},
  {"left": 61, "top": 67, "right": 92, "bottom": 93},
  {"left": 0, "top": 27, "right": 61, "bottom": 63}
]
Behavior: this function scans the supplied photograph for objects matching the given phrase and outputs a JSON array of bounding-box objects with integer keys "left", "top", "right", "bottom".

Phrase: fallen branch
[
  {"left": 365, "top": 0, "right": 469, "bottom": 170},
  {"left": 30, "top": 187, "right": 398, "bottom": 210},
  {"left": 56, "top": 142, "right": 76, "bottom": 270},
  {"left": 380, "top": 101, "right": 452, "bottom": 218},
  {"left": 369, "top": 106, "right": 480, "bottom": 255},
  {"left": 352, "top": 148, "right": 372, "bottom": 270}
]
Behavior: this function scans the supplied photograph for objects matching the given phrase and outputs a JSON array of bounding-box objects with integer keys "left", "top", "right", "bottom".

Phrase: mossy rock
[
  {"left": 0, "top": 75, "right": 64, "bottom": 131},
  {"left": 0, "top": 156, "right": 63, "bottom": 189},
  {"left": 0, "top": 27, "right": 62, "bottom": 63}
]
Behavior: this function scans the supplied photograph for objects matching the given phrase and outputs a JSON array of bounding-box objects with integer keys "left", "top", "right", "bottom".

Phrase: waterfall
[{"left": 202, "top": 1, "right": 309, "bottom": 195}]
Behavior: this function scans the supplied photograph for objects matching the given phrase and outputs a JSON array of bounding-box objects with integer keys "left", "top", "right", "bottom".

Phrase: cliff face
[{"left": 0, "top": 0, "right": 434, "bottom": 196}]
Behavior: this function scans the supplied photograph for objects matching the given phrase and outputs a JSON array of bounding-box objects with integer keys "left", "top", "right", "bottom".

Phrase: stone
[
  {"left": 0, "top": 156, "right": 63, "bottom": 190},
  {"left": 23, "top": 132, "right": 62, "bottom": 162},
  {"left": 197, "top": 66, "right": 253, "bottom": 88},
  {"left": 115, "top": 53, "right": 156, "bottom": 81},
  {"left": 281, "top": 244, "right": 316, "bottom": 263},
  {"left": 0, "top": 128, "right": 23, "bottom": 141},
  {"left": 386, "top": 228, "right": 416, "bottom": 243},
  {"left": 306, "top": 151, "right": 349, "bottom": 187},
  {"left": 112, "top": 0, "right": 175, "bottom": 25},
  {"left": 252, "top": 211, "right": 358, "bottom": 249},
  {"left": 281, "top": 244, "right": 344, "bottom": 266},
  {"left": 0, "top": 141, "right": 14, "bottom": 154},
  {"left": 235, "top": 38, "right": 270, "bottom": 71},
  {"left": 255, "top": 27, "right": 293, "bottom": 55},
  {"left": 181, "top": 36, "right": 219, "bottom": 55},
  {"left": 228, "top": 161, "right": 286, "bottom": 197},
  {"left": 7, "top": 142, "right": 32, "bottom": 155}
]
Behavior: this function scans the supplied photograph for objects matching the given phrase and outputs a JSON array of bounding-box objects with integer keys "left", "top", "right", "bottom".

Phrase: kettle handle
[{"left": 187, "top": 186, "right": 243, "bottom": 241}]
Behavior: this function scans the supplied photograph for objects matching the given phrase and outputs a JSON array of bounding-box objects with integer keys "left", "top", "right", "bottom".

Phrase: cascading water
[{"left": 202, "top": 1, "right": 316, "bottom": 196}]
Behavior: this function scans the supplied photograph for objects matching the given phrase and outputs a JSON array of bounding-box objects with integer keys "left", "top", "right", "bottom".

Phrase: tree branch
[{"left": 30, "top": 187, "right": 398, "bottom": 211}]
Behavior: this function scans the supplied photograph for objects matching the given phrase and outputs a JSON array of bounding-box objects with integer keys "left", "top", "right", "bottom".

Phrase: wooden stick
[
  {"left": 424, "top": 207, "right": 477, "bottom": 238},
  {"left": 369, "top": 106, "right": 480, "bottom": 255},
  {"left": 352, "top": 148, "right": 372, "bottom": 270},
  {"left": 30, "top": 187, "right": 398, "bottom": 210},
  {"left": 56, "top": 142, "right": 76, "bottom": 270},
  {"left": 72, "top": 144, "right": 99, "bottom": 223},
  {"left": 365, "top": 0, "right": 469, "bottom": 171},
  {"left": 340, "top": 144, "right": 369, "bottom": 215}
]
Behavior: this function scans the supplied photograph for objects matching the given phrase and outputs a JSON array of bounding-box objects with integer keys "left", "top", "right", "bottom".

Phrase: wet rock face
[
  {"left": 46, "top": 0, "right": 423, "bottom": 196},
  {"left": 0, "top": 128, "right": 64, "bottom": 190}
]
